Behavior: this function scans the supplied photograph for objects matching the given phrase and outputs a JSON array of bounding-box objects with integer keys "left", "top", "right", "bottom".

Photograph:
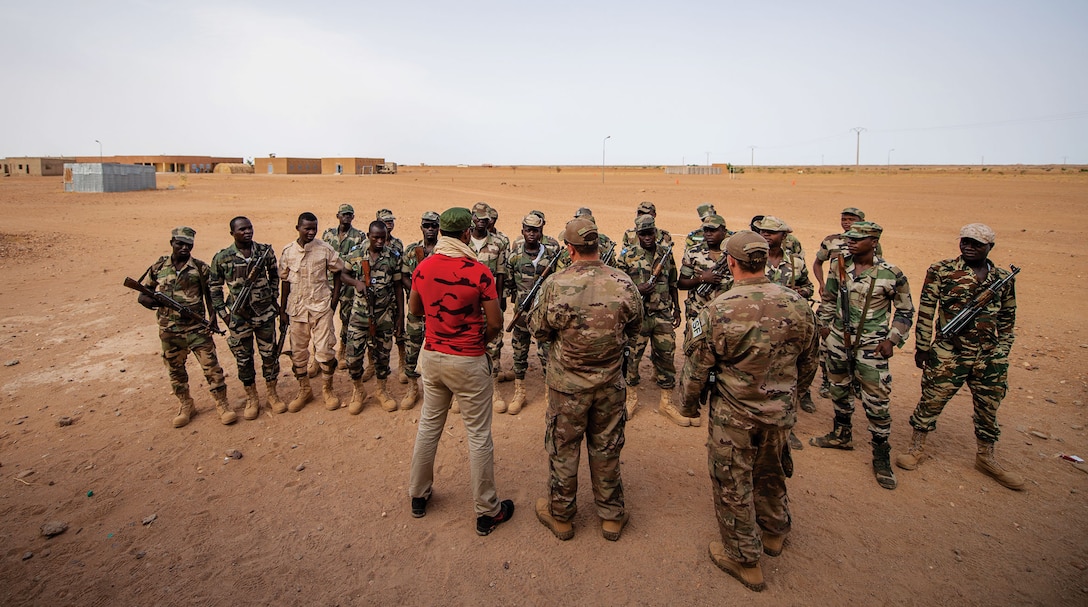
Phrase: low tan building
[
  {"left": 254, "top": 157, "right": 321, "bottom": 175},
  {"left": 321, "top": 157, "right": 386, "bottom": 175},
  {"left": 71, "top": 155, "right": 241, "bottom": 173},
  {"left": 2, "top": 157, "right": 75, "bottom": 176}
]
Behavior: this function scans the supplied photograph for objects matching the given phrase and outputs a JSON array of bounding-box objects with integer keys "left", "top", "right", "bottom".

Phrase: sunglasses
[{"left": 421, "top": 222, "right": 439, "bottom": 229}]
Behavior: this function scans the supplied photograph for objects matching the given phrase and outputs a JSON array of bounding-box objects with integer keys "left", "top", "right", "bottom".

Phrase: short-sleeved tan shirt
[{"left": 279, "top": 239, "right": 345, "bottom": 321}]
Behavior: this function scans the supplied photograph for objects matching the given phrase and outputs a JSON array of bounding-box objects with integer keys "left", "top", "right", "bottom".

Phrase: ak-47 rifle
[
  {"left": 506, "top": 249, "right": 561, "bottom": 332},
  {"left": 694, "top": 251, "right": 728, "bottom": 297},
  {"left": 644, "top": 243, "right": 673, "bottom": 292},
  {"left": 601, "top": 241, "right": 617, "bottom": 265},
  {"left": 937, "top": 265, "right": 1020, "bottom": 342},
  {"left": 835, "top": 252, "right": 854, "bottom": 378},
  {"left": 274, "top": 302, "right": 289, "bottom": 357},
  {"left": 124, "top": 276, "right": 225, "bottom": 335},
  {"left": 360, "top": 258, "right": 377, "bottom": 338},
  {"left": 228, "top": 245, "right": 271, "bottom": 318}
]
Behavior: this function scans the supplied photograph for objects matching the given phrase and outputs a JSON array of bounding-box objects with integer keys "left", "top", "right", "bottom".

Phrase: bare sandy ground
[{"left": 0, "top": 167, "right": 1086, "bottom": 606}]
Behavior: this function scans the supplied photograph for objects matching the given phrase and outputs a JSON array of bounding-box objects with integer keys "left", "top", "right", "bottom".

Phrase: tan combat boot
[
  {"left": 659, "top": 390, "right": 696, "bottom": 427},
  {"left": 212, "top": 388, "right": 238, "bottom": 425},
  {"left": 896, "top": 429, "right": 930, "bottom": 470},
  {"left": 266, "top": 379, "right": 286, "bottom": 414},
  {"left": 709, "top": 541, "right": 765, "bottom": 592},
  {"left": 601, "top": 512, "right": 629, "bottom": 542},
  {"left": 243, "top": 384, "right": 261, "bottom": 420},
  {"left": 399, "top": 379, "right": 419, "bottom": 410},
  {"left": 625, "top": 388, "right": 638, "bottom": 419},
  {"left": 397, "top": 344, "right": 409, "bottom": 384},
  {"left": 375, "top": 378, "right": 397, "bottom": 412},
  {"left": 348, "top": 377, "right": 367, "bottom": 415},
  {"left": 975, "top": 439, "right": 1025, "bottom": 490},
  {"left": 492, "top": 376, "right": 507, "bottom": 414},
  {"left": 506, "top": 379, "right": 526, "bottom": 415},
  {"left": 288, "top": 376, "right": 313, "bottom": 413},
  {"left": 535, "top": 497, "right": 574, "bottom": 540},
  {"left": 762, "top": 533, "right": 786, "bottom": 557},
  {"left": 322, "top": 371, "right": 340, "bottom": 411},
  {"left": 172, "top": 388, "right": 195, "bottom": 428}
]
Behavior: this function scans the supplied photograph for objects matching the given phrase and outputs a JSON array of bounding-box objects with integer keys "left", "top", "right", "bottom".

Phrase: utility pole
[
  {"left": 705, "top": 151, "right": 710, "bottom": 166},
  {"left": 749, "top": 146, "right": 756, "bottom": 167},
  {"left": 601, "top": 135, "right": 610, "bottom": 184},
  {"left": 851, "top": 127, "right": 866, "bottom": 168}
]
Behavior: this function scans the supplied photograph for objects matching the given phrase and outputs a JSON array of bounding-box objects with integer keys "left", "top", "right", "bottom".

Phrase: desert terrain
[{"left": 0, "top": 166, "right": 1086, "bottom": 606}]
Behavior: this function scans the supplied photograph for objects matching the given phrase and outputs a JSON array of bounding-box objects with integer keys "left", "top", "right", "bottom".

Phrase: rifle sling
[{"left": 854, "top": 273, "right": 879, "bottom": 349}]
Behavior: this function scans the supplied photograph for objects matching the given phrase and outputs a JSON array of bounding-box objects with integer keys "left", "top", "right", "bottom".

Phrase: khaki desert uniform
[{"left": 279, "top": 239, "right": 346, "bottom": 375}]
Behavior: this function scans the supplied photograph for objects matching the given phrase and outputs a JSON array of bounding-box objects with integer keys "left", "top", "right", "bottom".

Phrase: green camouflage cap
[
  {"left": 487, "top": 206, "right": 498, "bottom": 220},
  {"left": 563, "top": 218, "right": 599, "bottom": 246},
  {"left": 171, "top": 226, "right": 196, "bottom": 244},
  {"left": 439, "top": 207, "right": 472, "bottom": 232},
  {"left": 726, "top": 230, "right": 769, "bottom": 262},
  {"left": 841, "top": 207, "right": 865, "bottom": 219},
  {"left": 701, "top": 214, "right": 726, "bottom": 229},
  {"left": 522, "top": 213, "right": 544, "bottom": 229},
  {"left": 637, "top": 201, "right": 656, "bottom": 215},
  {"left": 754, "top": 215, "right": 792, "bottom": 233},
  {"left": 843, "top": 221, "right": 883, "bottom": 239},
  {"left": 376, "top": 208, "right": 395, "bottom": 221},
  {"left": 697, "top": 203, "right": 717, "bottom": 219},
  {"left": 960, "top": 223, "right": 995, "bottom": 244},
  {"left": 338, "top": 204, "right": 355, "bottom": 215},
  {"left": 421, "top": 211, "right": 440, "bottom": 222},
  {"left": 472, "top": 201, "right": 492, "bottom": 219},
  {"left": 574, "top": 207, "right": 594, "bottom": 218},
  {"left": 634, "top": 214, "right": 656, "bottom": 232}
]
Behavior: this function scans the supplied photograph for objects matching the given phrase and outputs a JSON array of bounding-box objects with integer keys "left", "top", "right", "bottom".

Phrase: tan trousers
[{"left": 288, "top": 307, "right": 337, "bottom": 375}]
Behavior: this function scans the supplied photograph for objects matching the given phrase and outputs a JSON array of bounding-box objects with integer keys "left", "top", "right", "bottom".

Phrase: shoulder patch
[{"left": 691, "top": 316, "right": 704, "bottom": 340}]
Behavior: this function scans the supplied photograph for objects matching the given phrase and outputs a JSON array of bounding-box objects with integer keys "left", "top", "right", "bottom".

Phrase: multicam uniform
[
  {"left": 209, "top": 242, "right": 280, "bottom": 385},
  {"left": 400, "top": 240, "right": 434, "bottom": 379},
  {"left": 909, "top": 258, "right": 1016, "bottom": 442},
  {"left": 556, "top": 232, "right": 617, "bottom": 270},
  {"left": 529, "top": 260, "right": 643, "bottom": 524},
  {"left": 615, "top": 241, "right": 679, "bottom": 388},
  {"left": 506, "top": 240, "right": 561, "bottom": 379},
  {"left": 818, "top": 255, "right": 914, "bottom": 439},
  {"left": 471, "top": 233, "right": 509, "bottom": 369},
  {"left": 322, "top": 225, "right": 365, "bottom": 344},
  {"left": 678, "top": 276, "right": 819, "bottom": 565},
  {"left": 344, "top": 246, "right": 402, "bottom": 380}
]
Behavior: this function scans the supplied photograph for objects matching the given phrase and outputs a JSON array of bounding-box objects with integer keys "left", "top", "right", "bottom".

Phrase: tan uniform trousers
[{"left": 288, "top": 306, "right": 337, "bottom": 375}]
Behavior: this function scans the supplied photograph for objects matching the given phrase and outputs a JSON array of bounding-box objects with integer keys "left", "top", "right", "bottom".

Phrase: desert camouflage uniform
[
  {"left": 141, "top": 255, "right": 226, "bottom": 396},
  {"left": 909, "top": 258, "right": 1016, "bottom": 442},
  {"left": 343, "top": 246, "right": 402, "bottom": 380},
  {"left": 209, "top": 242, "right": 280, "bottom": 385},
  {"left": 401, "top": 241, "right": 433, "bottom": 379},
  {"left": 615, "top": 241, "right": 678, "bottom": 388},
  {"left": 472, "top": 233, "right": 509, "bottom": 367},
  {"left": 818, "top": 256, "right": 914, "bottom": 439},
  {"left": 507, "top": 240, "right": 561, "bottom": 378},
  {"left": 556, "top": 232, "right": 617, "bottom": 270},
  {"left": 678, "top": 277, "right": 818, "bottom": 564},
  {"left": 513, "top": 233, "right": 560, "bottom": 251},
  {"left": 765, "top": 251, "right": 814, "bottom": 300},
  {"left": 322, "top": 225, "right": 365, "bottom": 344},
  {"left": 529, "top": 260, "right": 643, "bottom": 522},
  {"left": 622, "top": 227, "right": 673, "bottom": 248}
]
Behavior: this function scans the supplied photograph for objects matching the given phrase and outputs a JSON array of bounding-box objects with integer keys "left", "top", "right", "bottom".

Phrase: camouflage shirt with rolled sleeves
[
  {"left": 615, "top": 242, "right": 678, "bottom": 317},
  {"left": 506, "top": 241, "right": 562, "bottom": 303},
  {"left": 815, "top": 233, "right": 882, "bottom": 262},
  {"left": 622, "top": 228, "right": 673, "bottom": 248},
  {"left": 140, "top": 255, "right": 213, "bottom": 333},
  {"left": 679, "top": 277, "right": 820, "bottom": 428},
  {"left": 400, "top": 241, "right": 434, "bottom": 288},
  {"left": 556, "top": 232, "right": 617, "bottom": 270},
  {"left": 344, "top": 247, "right": 402, "bottom": 319},
  {"left": 470, "top": 233, "right": 508, "bottom": 281},
  {"left": 528, "top": 260, "right": 644, "bottom": 393},
  {"left": 765, "top": 251, "right": 814, "bottom": 300},
  {"left": 491, "top": 230, "right": 511, "bottom": 253},
  {"left": 279, "top": 239, "right": 346, "bottom": 321},
  {"left": 915, "top": 257, "right": 1016, "bottom": 354},
  {"left": 818, "top": 256, "right": 914, "bottom": 347},
  {"left": 679, "top": 243, "right": 732, "bottom": 318},
  {"left": 208, "top": 242, "right": 279, "bottom": 324},
  {"left": 322, "top": 226, "right": 365, "bottom": 300},
  {"left": 513, "top": 234, "right": 560, "bottom": 251}
]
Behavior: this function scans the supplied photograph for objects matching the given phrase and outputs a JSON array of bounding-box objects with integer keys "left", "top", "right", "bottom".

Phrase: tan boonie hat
[
  {"left": 702, "top": 214, "right": 726, "bottom": 229},
  {"left": 843, "top": 221, "right": 883, "bottom": 239},
  {"left": 563, "top": 218, "right": 599, "bottom": 246},
  {"left": 523, "top": 213, "right": 544, "bottom": 229},
  {"left": 726, "top": 230, "right": 769, "bottom": 262},
  {"left": 697, "top": 203, "right": 717, "bottom": 219},
  {"left": 376, "top": 208, "right": 395, "bottom": 221},
  {"left": 960, "top": 223, "right": 995, "bottom": 244},
  {"left": 634, "top": 214, "right": 656, "bottom": 232},
  {"left": 338, "top": 204, "right": 355, "bottom": 215},
  {"left": 472, "top": 202, "right": 492, "bottom": 219},
  {"left": 172, "top": 226, "right": 196, "bottom": 244},
  {"left": 841, "top": 207, "right": 865, "bottom": 219},
  {"left": 755, "top": 216, "right": 792, "bottom": 233},
  {"left": 421, "top": 211, "right": 440, "bottom": 222},
  {"left": 637, "top": 201, "right": 656, "bottom": 214}
]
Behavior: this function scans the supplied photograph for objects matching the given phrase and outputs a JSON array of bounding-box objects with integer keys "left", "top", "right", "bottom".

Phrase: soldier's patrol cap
[
  {"left": 376, "top": 209, "right": 395, "bottom": 221},
  {"left": 702, "top": 214, "right": 726, "bottom": 230},
  {"left": 843, "top": 221, "right": 883, "bottom": 239},
  {"left": 421, "top": 211, "right": 440, "bottom": 222},
  {"left": 841, "top": 207, "right": 865, "bottom": 219},
  {"left": 726, "top": 230, "right": 769, "bottom": 262},
  {"left": 563, "top": 218, "right": 599, "bottom": 246},
  {"left": 960, "top": 223, "right": 995, "bottom": 244},
  {"left": 754, "top": 216, "right": 792, "bottom": 233},
  {"left": 472, "top": 201, "right": 492, "bottom": 219},
  {"left": 697, "top": 203, "right": 717, "bottom": 219},
  {"left": 637, "top": 201, "right": 656, "bottom": 215},
  {"left": 529, "top": 210, "right": 546, "bottom": 222},
  {"left": 338, "top": 204, "right": 355, "bottom": 215},
  {"left": 522, "top": 213, "right": 544, "bottom": 229},
  {"left": 487, "top": 206, "right": 499, "bottom": 220},
  {"left": 171, "top": 226, "right": 196, "bottom": 245},
  {"left": 439, "top": 207, "right": 472, "bottom": 232},
  {"left": 574, "top": 207, "right": 594, "bottom": 218},
  {"left": 634, "top": 214, "right": 656, "bottom": 232}
]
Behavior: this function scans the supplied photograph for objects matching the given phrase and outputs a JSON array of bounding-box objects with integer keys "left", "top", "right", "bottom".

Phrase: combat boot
[
  {"left": 492, "top": 376, "right": 507, "bottom": 414},
  {"left": 266, "top": 379, "right": 286, "bottom": 414},
  {"left": 625, "top": 388, "right": 638, "bottom": 419},
  {"left": 348, "top": 377, "right": 367, "bottom": 415},
  {"left": 535, "top": 497, "right": 574, "bottom": 540},
  {"left": 336, "top": 345, "right": 347, "bottom": 368},
  {"left": 495, "top": 361, "right": 515, "bottom": 382},
  {"left": 975, "top": 439, "right": 1025, "bottom": 491},
  {"left": 307, "top": 357, "right": 320, "bottom": 378},
  {"left": 659, "top": 391, "right": 691, "bottom": 428},
  {"left": 212, "top": 388, "right": 238, "bottom": 425},
  {"left": 321, "top": 371, "right": 341, "bottom": 411},
  {"left": 601, "top": 512, "right": 629, "bottom": 542},
  {"left": 375, "top": 378, "right": 397, "bottom": 412},
  {"left": 399, "top": 379, "right": 419, "bottom": 410},
  {"left": 762, "top": 533, "right": 786, "bottom": 557},
  {"left": 810, "top": 415, "right": 854, "bottom": 449},
  {"left": 872, "top": 440, "right": 897, "bottom": 490},
  {"left": 506, "top": 379, "right": 526, "bottom": 415},
  {"left": 397, "top": 344, "right": 409, "bottom": 384},
  {"left": 172, "top": 388, "right": 195, "bottom": 428},
  {"left": 288, "top": 376, "right": 313, "bottom": 413},
  {"left": 799, "top": 390, "right": 817, "bottom": 413},
  {"left": 708, "top": 541, "right": 765, "bottom": 592},
  {"left": 243, "top": 384, "right": 261, "bottom": 420},
  {"left": 896, "top": 429, "right": 931, "bottom": 470}
]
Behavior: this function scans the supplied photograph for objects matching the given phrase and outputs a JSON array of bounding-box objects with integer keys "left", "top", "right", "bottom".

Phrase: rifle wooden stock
[
  {"left": 506, "top": 249, "right": 560, "bottom": 332},
  {"left": 228, "top": 245, "right": 270, "bottom": 318},
  {"left": 124, "top": 276, "right": 225, "bottom": 335}
]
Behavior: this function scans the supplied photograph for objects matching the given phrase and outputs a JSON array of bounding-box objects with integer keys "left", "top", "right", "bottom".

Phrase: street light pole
[
  {"left": 851, "top": 127, "right": 866, "bottom": 168},
  {"left": 749, "top": 146, "right": 756, "bottom": 167},
  {"left": 887, "top": 148, "right": 895, "bottom": 166},
  {"left": 95, "top": 139, "right": 102, "bottom": 160},
  {"left": 602, "top": 135, "right": 610, "bottom": 184}
]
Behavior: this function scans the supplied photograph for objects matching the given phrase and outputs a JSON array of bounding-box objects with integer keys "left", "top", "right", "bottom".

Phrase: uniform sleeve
[
  {"left": 796, "top": 304, "right": 820, "bottom": 392},
  {"left": 791, "top": 255, "right": 814, "bottom": 300},
  {"left": 278, "top": 246, "right": 291, "bottom": 281},
  {"left": 815, "top": 237, "right": 832, "bottom": 262},
  {"left": 528, "top": 281, "right": 553, "bottom": 342},
  {"left": 818, "top": 258, "right": 839, "bottom": 327},
  {"left": 678, "top": 308, "right": 714, "bottom": 409},
  {"left": 679, "top": 248, "right": 696, "bottom": 279},
  {"left": 996, "top": 275, "right": 1016, "bottom": 355},
  {"left": 888, "top": 269, "right": 914, "bottom": 347},
  {"left": 140, "top": 259, "right": 161, "bottom": 290},
  {"left": 208, "top": 253, "right": 227, "bottom": 315},
  {"left": 666, "top": 250, "right": 679, "bottom": 287},
  {"left": 265, "top": 244, "right": 280, "bottom": 294},
  {"left": 914, "top": 264, "right": 941, "bottom": 352}
]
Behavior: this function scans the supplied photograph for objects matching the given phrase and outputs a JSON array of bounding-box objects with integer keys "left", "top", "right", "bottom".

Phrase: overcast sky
[{"left": 3, "top": 0, "right": 1086, "bottom": 166}]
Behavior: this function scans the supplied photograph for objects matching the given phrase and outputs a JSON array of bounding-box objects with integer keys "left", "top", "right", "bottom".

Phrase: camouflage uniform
[
  {"left": 529, "top": 258, "right": 643, "bottom": 523},
  {"left": 507, "top": 238, "right": 560, "bottom": 378},
  {"left": 909, "top": 257, "right": 1016, "bottom": 442},
  {"left": 556, "top": 232, "right": 617, "bottom": 270},
  {"left": 401, "top": 239, "right": 434, "bottom": 379},
  {"left": 622, "top": 227, "right": 673, "bottom": 248},
  {"left": 783, "top": 234, "right": 804, "bottom": 258},
  {"left": 765, "top": 252, "right": 814, "bottom": 300},
  {"left": 343, "top": 246, "right": 402, "bottom": 380},
  {"left": 615, "top": 233, "right": 679, "bottom": 388},
  {"left": 209, "top": 242, "right": 280, "bottom": 385},
  {"left": 471, "top": 230, "right": 509, "bottom": 367},
  {"left": 678, "top": 275, "right": 818, "bottom": 565},
  {"left": 680, "top": 243, "right": 733, "bottom": 321},
  {"left": 322, "top": 224, "right": 365, "bottom": 344}
]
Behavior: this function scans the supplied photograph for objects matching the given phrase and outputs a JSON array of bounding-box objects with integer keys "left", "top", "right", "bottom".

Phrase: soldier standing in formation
[
  {"left": 530, "top": 218, "right": 643, "bottom": 542},
  {"left": 469, "top": 202, "right": 512, "bottom": 411},
  {"left": 376, "top": 209, "right": 407, "bottom": 382},
  {"left": 556, "top": 207, "right": 616, "bottom": 270},
  {"left": 209, "top": 217, "right": 284, "bottom": 419},
  {"left": 897, "top": 223, "right": 1024, "bottom": 490},
  {"left": 683, "top": 203, "right": 719, "bottom": 250},
  {"left": 399, "top": 211, "right": 440, "bottom": 410},
  {"left": 321, "top": 204, "right": 365, "bottom": 369},
  {"left": 622, "top": 201, "right": 674, "bottom": 247}
]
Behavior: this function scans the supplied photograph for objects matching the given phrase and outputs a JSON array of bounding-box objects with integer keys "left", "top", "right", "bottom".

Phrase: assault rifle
[
  {"left": 360, "top": 258, "right": 377, "bottom": 337},
  {"left": 124, "top": 277, "right": 224, "bottom": 335},
  {"left": 644, "top": 243, "right": 673, "bottom": 291},
  {"left": 506, "top": 249, "right": 561, "bottom": 332},
  {"left": 937, "top": 265, "right": 1020, "bottom": 341},
  {"left": 835, "top": 253, "right": 854, "bottom": 378},
  {"left": 694, "top": 251, "right": 728, "bottom": 297},
  {"left": 601, "top": 242, "right": 617, "bottom": 265},
  {"left": 228, "top": 245, "right": 271, "bottom": 318}
]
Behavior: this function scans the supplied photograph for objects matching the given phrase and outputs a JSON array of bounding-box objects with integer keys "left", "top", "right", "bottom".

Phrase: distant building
[
  {"left": 254, "top": 157, "right": 321, "bottom": 175},
  {"left": 72, "top": 155, "right": 241, "bottom": 173},
  {"left": 64, "top": 163, "right": 156, "bottom": 193},
  {"left": 2, "top": 157, "right": 75, "bottom": 177},
  {"left": 321, "top": 157, "right": 386, "bottom": 175}
]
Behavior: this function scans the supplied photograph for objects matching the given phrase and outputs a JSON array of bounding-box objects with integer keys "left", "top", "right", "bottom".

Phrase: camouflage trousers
[
  {"left": 403, "top": 313, "right": 425, "bottom": 379},
  {"left": 545, "top": 383, "right": 627, "bottom": 522},
  {"left": 226, "top": 316, "right": 280, "bottom": 385},
  {"left": 159, "top": 329, "right": 226, "bottom": 395},
  {"left": 909, "top": 343, "right": 1009, "bottom": 443},
  {"left": 345, "top": 307, "right": 395, "bottom": 380},
  {"left": 708, "top": 410, "right": 791, "bottom": 565},
  {"left": 486, "top": 331, "right": 505, "bottom": 376},
  {"left": 511, "top": 323, "right": 548, "bottom": 379},
  {"left": 337, "top": 293, "right": 355, "bottom": 346},
  {"left": 627, "top": 314, "right": 676, "bottom": 389},
  {"left": 824, "top": 331, "right": 893, "bottom": 439}
]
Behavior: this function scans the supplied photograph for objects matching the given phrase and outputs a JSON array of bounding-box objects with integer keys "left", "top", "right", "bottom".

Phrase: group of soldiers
[{"left": 135, "top": 199, "right": 1023, "bottom": 591}]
